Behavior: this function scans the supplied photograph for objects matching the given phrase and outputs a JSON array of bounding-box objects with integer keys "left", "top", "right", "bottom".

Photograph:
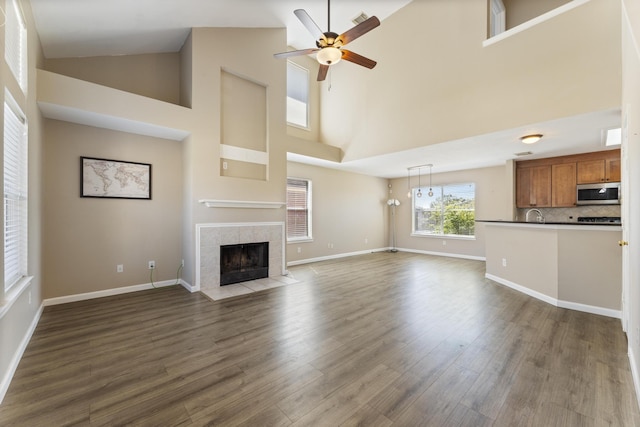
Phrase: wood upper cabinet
[
  {"left": 577, "top": 157, "right": 621, "bottom": 184},
  {"left": 516, "top": 149, "right": 620, "bottom": 209},
  {"left": 516, "top": 165, "right": 551, "bottom": 208},
  {"left": 551, "top": 163, "right": 577, "bottom": 207}
]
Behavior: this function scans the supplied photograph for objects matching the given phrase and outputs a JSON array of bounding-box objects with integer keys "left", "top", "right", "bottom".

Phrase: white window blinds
[
  {"left": 4, "top": 96, "right": 28, "bottom": 291},
  {"left": 286, "top": 178, "right": 311, "bottom": 240},
  {"left": 5, "top": 0, "right": 27, "bottom": 92}
]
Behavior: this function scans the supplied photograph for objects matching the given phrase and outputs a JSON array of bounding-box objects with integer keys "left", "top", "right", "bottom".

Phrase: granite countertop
[{"left": 476, "top": 220, "right": 622, "bottom": 226}]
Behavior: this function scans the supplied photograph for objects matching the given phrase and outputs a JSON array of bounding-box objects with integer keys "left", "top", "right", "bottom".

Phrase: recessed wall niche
[{"left": 220, "top": 69, "right": 268, "bottom": 181}]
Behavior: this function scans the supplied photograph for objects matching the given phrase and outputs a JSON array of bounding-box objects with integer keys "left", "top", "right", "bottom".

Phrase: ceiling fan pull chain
[{"left": 328, "top": 67, "right": 332, "bottom": 91}]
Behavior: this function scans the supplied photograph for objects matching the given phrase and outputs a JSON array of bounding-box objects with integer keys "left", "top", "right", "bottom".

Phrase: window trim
[
  {"left": 286, "top": 177, "right": 313, "bottom": 242},
  {"left": 411, "top": 182, "right": 476, "bottom": 239}
]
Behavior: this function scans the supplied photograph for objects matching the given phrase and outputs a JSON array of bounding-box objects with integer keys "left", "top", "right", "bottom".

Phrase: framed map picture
[{"left": 81, "top": 156, "right": 152, "bottom": 199}]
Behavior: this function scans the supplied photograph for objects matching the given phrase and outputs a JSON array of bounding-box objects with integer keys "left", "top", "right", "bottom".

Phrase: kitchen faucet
[{"left": 525, "top": 208, "right": 545, "bottom": 223}]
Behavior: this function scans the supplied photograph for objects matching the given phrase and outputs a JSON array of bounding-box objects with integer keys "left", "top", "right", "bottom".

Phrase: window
[
  {"left": 5, "top": 0, "right": 27, "bottom": 91},
  {"left": 286, "top": 61, "right": 309, "bottom": 128},
  {"left": 286, "top": 178, "right": 312, "bottom": 241},
  {"left": 489, "top": 0, "right": 506, "bottom": 38},
  {"left": 4, "top": 92, "right": 28, "bottom": 291},
  {"left": 412, "top": 183, "right": 475, "bottom": 237}
]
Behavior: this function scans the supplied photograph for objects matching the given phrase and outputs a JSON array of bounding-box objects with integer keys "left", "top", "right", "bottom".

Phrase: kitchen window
[
  {"left": 412, "top": 183, "right": 475, "bottom": 237},
  {"left": 286, "top": 178, "right": 312, "bottom": 241}
]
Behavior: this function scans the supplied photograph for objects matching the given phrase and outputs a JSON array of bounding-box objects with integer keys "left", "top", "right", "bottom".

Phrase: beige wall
[
  {"left": 557, "top": 229, "right": 621, "bottom": 310},
  {"left": 286, "top": 162, "right": 388, "bottom": 263},
  {"left": 390, "top": 165, "right": 509, "bottom": 259},
  {"left": 320, "top": 0, "right": 621, "bottom": 162},
  {"left": 44, "top": 53, "right": 183, "bottom": 106},
  {"left": 42, "top": 121, "right": 183, "bottom": 298}
]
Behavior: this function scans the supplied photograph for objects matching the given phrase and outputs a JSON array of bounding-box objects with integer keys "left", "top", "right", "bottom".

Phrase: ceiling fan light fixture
[
  {"left": 520, "top": 134, "right": 543, "bottom": 144},
  {"left": 317, "top": 47, "right": 342, "bottom": 65}
]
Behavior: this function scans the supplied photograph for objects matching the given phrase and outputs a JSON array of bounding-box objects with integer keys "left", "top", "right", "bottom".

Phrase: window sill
[
  {"left": 0, "top": 276, "right": 34, "bottom": 319},
  {"left": 411, "top": 233, "right": 476, "bottom": 241},
  {"left": 287, "top": 238, "right": 313, "bottom": 244},
  {"left": 483, "top": 0, "right": 589, "bottom": 47}
]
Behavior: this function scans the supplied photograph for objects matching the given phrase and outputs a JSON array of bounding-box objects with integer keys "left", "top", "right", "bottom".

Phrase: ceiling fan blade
[
  {"left": 341, "top": 50, "right": 377, "bottom": 69},
  {"left": 294, "top": 9, "right": 325, "bottom": 41},
  {"left": 317, "top": 64, "right": 329, "bottom": 81},
  {"left": 274, "top": 48, "right": 319, "bottom": 59},
  {"left": 338, "top": 16, "right": 380, "bottom": 46}
]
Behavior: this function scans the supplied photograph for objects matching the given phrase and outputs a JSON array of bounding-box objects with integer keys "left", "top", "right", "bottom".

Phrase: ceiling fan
[{"left": 274, "top": 0, "right": 381, "bottom": 81}]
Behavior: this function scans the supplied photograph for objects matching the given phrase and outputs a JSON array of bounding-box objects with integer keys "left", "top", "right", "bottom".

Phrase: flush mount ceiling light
[{"left": 520, "top": 134, "right": 543, "bottom": 144}]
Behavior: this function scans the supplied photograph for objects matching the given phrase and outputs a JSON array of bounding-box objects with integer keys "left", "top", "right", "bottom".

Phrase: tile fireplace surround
[{"left": 196, "top": 222, "right": 286, "bottom": 290}]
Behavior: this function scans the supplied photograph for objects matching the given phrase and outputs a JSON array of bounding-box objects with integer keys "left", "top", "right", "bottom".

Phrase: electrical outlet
[
  {"left": 364, "top": 238, "right": 368, "bottom": 244},
  {"left": 222, "top": 161, "right": 228, "bottom": 170},
  {"left": 117, "top": 264, "right": 124, "bottom": 273},
  {"left": 502, "top": 258, "right": 507, "bottom": 267},
  {"left": 148, "top": 260, "right": 155, "bottom": 270},
  {"left": 181, "top": 259, "right": 185, "bottom": 267},
  {"left": 442, "top": 240, "right": 447, "bottom": 246},
  {"left": 297, "top": 247, "right": 301, "bottom": 253}
]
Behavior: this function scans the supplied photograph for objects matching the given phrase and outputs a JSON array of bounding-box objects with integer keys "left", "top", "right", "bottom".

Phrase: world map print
[{"left": 82, "top": 157, "right": 151, "bottom": 199}]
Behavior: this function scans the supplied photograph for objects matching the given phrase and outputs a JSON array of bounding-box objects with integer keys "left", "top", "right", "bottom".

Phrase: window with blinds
[
  {"left": 286, "top": 178, "right": 312, "bottom": 241},
  {"left": 286, "top": 62, "right": 309, "bottom": 128},
  {"left": 4, "top": 93, "right": 28, "bottom": 291},
  {"left": 5, "top": 0, "right": 27, "bottom": 92}
]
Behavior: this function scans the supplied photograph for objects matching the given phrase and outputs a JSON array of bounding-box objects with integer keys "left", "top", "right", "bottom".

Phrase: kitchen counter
[
  {"left": 483, "top": 221, "right": 622, "bottom": 318},
  {"left": 477, "top": 219, "right": 621, "bottom": 228}
]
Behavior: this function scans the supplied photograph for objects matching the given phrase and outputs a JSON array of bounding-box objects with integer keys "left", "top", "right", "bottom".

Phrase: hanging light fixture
[
  {"left": 416, "top": 167, "right": 422, "bottom": 198},
  {"left": 407, "top": 168, "right": 412, "bottom": 198},
  {"left": 428, "top": 164, "right": 434, "bottom": 197}
]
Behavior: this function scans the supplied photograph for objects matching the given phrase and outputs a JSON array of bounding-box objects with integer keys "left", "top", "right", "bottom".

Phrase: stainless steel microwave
[{"left": 576, "top": 182, "right": 620, "bottom": 205}]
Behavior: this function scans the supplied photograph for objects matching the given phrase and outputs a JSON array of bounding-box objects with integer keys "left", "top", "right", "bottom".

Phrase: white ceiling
[{"left": 29, "top": 0, "right": 621, "bottom": 178}]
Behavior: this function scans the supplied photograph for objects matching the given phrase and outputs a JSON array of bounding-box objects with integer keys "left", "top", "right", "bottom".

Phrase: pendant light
[
  {"left": 416, "top": 167, "right": 422, "bottom": 198},
  {"left": 407, "top": 168, "right": 412, "bottom": 198},
  {"left": 428, "top": 164, "right": 434, "bottom": 197}
]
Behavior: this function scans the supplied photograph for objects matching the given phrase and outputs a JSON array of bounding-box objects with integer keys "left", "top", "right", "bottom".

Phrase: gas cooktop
[{"left": 576, "top": 216, "right": 621, "bottom": 224}]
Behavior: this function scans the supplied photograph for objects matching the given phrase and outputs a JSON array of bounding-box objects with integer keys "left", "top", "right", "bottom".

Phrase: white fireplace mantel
[{"left": 198, "top": 199, "right": 285, "bottom": 209}]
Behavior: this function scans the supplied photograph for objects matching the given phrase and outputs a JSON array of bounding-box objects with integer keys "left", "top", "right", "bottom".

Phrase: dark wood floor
[{"left": 1, "top": 252, "right": 639, "bottom": 426}]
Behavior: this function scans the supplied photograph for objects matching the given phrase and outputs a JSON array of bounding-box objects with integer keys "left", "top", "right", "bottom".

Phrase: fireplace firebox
[{"left": 220, "top": 242, "right": 269, "bottom": 286}]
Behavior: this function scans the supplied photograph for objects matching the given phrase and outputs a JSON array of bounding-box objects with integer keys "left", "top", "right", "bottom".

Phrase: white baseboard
[
  {"left": 397, "top": 247, "right": 486, "bottom": 261},
  {"left": 287, "top": 247, "right": 484, "bottom": 267},
  {"left": 287, "top": 248, "right": 387, "bottom": 267},
  {"left": 629, "top": 346, "right": 640, "bottom": 413},
  {"left": 43, "top": 279, "right": 179, "bottom": 306},
  {"left": 179, "top": 279, "right": 196, "bottom": 293},
  {"left": 486, "top": 273, "right": 621, "bottom": 319},
  {"left": 0, "top": 302, "right": 43, "bottom": 404}
]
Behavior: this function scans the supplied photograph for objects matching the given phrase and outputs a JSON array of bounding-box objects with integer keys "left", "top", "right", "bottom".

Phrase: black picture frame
[{"left": 81, "top": 156, "right": 152, "bottom": 200}]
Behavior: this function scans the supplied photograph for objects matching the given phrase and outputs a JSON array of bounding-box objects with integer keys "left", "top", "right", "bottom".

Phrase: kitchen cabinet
[
  {"left": 577, "top": 158, "right": 621, "bottom": 184},
  {"left": 552, "top": 163, "right": 577, "bottom": 207},
  {"left": 516, "top": 165, "right": 551, "bottom": 208}
]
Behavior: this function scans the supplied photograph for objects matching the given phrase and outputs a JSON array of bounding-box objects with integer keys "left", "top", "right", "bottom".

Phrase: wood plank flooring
[{"left": 1, "top": 252, "right": 639, "bottom": 426}]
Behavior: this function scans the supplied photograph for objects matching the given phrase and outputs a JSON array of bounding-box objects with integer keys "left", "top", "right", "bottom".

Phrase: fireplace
[
  {"left": 196, "top": 222, "right": 285, "bottom": 290},
  {"left": 220, "top": 242, "right": 269, "bottom": 286}
]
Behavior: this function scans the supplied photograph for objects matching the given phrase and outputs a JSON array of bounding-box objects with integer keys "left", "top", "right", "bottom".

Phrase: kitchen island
[{"left": 479, "top": 220, "right": 622, "bottom": 318}]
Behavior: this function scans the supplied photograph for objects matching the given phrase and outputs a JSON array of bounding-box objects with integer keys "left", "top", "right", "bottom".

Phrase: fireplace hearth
[{"left": 220, "top": 242, "right": 269, "bottom": 286}]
